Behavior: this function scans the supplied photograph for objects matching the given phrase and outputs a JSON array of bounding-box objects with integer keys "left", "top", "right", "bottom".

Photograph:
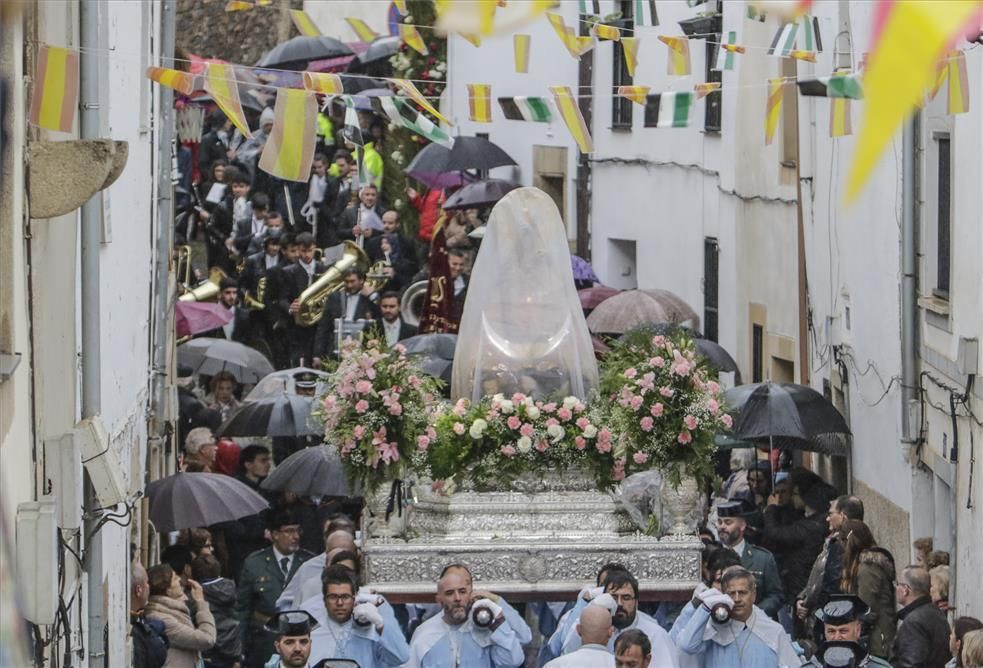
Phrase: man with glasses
[
  {"left": 237, "top": 508, "right": 315, "bottom": 667},
  {"left": 892, "top": 565, "right": 951, "bottom": 668}
]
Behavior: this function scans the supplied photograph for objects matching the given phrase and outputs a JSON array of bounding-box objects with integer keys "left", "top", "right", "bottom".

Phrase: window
[
  {"left": 611, "top": 2, "right": 633, "bottom": 129},
  {"left": 704, "top": 38, "right": 722, "bottom": 132},
  {"left": 703, "top": 237, "right": 719, "bottom": 341},
  {"left": 752, "top": 325, "right": 764, "bottom": 383},
  {"left": 935, "top": 135, "right": 951, "bottom": 297}
]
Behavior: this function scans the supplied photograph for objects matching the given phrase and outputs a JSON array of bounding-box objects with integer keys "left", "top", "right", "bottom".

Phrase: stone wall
[
  {"left": 854, "top": 478, "right": 911, "bottom": 572},
  {"left": 176, "top": 0, "right": 303, "bottom": 66}
]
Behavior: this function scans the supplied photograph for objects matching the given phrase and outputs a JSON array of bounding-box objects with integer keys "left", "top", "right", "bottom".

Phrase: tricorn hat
[
  {"left": 717, "top": 499, "right": 755, "bottom": 519},
  {"left": 814, "top": 594, "right": 870, "bottom": 625},
  {"left": 293, "top": 370, "right": 319, "bottom": 391},
  {"left": 264, "top": 610, "right": 318, "bottom": 637}
]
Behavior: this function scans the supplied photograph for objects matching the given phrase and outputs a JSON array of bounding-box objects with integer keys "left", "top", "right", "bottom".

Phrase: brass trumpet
[
  {"left": 294, "top": 241, "right": 369, "bottom": 326},
  {"left": 179, "top": 266, "right": 228, "bottom": 302},
  {"left": 242, "top": 276, "right": 267, "bottom": 310}
]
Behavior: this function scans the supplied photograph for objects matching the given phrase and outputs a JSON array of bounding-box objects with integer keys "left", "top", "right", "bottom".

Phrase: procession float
[{"left": 314, "top": 188, "right": 727, "bottom": 601}]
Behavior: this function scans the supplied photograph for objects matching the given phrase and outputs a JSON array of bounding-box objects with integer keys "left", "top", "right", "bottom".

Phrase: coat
[
  {"left": 144, "top": 595, "right": 216, "bottom": 668},
  {"left": 855, "top": 548, "right": 898, "bottom": 659},
  {"left": 131, "top": 612, "right": 169, "bottom": 668},
  {"left": 891, "top": 596, "right": 951, "bottom": 668},
  {"left": 762, "top": 506, "right": 827, "bottom": 599},
  {"left": 737, "top": 541, "right": 785, "bottom": 619},
  {"left": 200, "top": 577, "right": 242, "bottom": 663}
]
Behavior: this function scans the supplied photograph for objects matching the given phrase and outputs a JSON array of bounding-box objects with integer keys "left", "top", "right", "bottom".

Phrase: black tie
[{"left": 280, "top": 557, "right": 289, "bottom": 577}]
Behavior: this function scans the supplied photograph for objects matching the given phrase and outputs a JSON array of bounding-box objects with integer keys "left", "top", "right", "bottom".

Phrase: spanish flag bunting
[
  {"left": 618, "top": 85, "right": 650, "bottom": 105},
  {"left": 204, "top": 63, "right": 252, "bottom": 139},
  {"left": 146, "top": 67, "right": 195, "bottom": 96},
  {"left": 514, "top": 34, "right": 531, "bottom": 73},
  {"left": 788, "top": 50, "right": 817, "bottom": 63},
  {"left": 346, "top": 17, "right": 379, "bottom": 43},
  {"left": 290, "top": 10, "right": 321, "bottom": 37},
  {"left": 765, "top": 78, "right": 784, "bottom": 146},
  {"left": 467, "top": 84, "right": 493, "bottom": 123},
  {"left": 593, "top": 23, "right": 620, "bottom": 41},
  {"left": 830, "top": 97, "right": 852, "bottom": 137},
  {"left": 658, "top": 36, "right": 691, "bottom": 76},
  {"left": 946, "top": 50, "right": 969, "bottom": 115},
  {"left": 225, "top": 0, "right": 253, "bottom": 11},
  {"left": 391, "top": 78, "right": 451, "bottom": 125},
  {"left": 258, "top": 88, "right": 317, "bottom": 182},
  {"left": 393, "top": 0, "right": 408, "bottom": 16},
  {"left": 695, "top": 82, "right": 721, "bottom": 99},
  {"left": 549, "top": 85, "right": 592, "bottom": 153},
  {"left": 846, "top": 0, "right": 983, "bottom": 201},
  {"left": 399, "top": 23, "right": 429, "bottom": 56},
  {"left": 302, "top": 71, "right": 343, "bottom": 96},
  {"left": 461, "top": 33, "right": 483, "bottom": 47},
  {"left": 30, "top": 45, "right": 79, "bottom": 133},
  {"left": 621, "top": 37, "right": 640, "bottom": 77}
]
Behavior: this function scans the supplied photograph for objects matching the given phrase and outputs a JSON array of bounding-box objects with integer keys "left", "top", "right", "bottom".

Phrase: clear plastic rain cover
[{"left": 451, "top": 187, "right": 599, "bottom": 403}]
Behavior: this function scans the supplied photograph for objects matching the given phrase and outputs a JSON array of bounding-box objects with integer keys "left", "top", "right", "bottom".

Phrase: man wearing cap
[
  {"left": 264, "top": 610, "right": 318, "bottom": 668},
  {"left": 716, "top": 500, "right": 786, "bottom": 619},
  {"left": 802, "top": 595, "right": 891, "bottom": 667},
  {"left": 677, "top": 566, "right": 802, "bottom": 667},
  {"left": 238, "top": 508, "right": 316, "bottom": 667}
]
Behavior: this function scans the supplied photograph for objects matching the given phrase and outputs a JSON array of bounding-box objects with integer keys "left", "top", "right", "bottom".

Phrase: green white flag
[
  {"left": 372, "top": 96, "right": 454, "bottom": 148},
  {"left": 644, "top": 92, "right": 693, "bottom": 128},
  {"left": 498, "top": 97, "right": 553, "bottom": 122}
]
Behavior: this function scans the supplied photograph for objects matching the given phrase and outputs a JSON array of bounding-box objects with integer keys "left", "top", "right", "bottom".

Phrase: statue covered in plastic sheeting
[{"left": 451, "top": 187, "right": 599, "bottom": 403}]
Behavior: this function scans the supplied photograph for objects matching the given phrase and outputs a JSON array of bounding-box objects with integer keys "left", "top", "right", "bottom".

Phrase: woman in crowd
[
  {"left": 144, "top": 564, "right": 216, "bottom": 668},
  {"left": 204, "top": 371, "right": 240, "bottom": 422},
  {"left": 837, "top": 519, "right": 896, "bottom": 659},
  {"left": 931, "top": 565, "right": 952, "bottom": 618},
  {"left": 948, "top": 617, "right": 983, "bottom": 668}
]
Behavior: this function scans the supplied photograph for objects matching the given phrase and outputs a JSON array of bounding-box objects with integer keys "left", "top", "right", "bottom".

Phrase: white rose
[
  {"left": 500, "top": 400, "right": 514, "bottom": 414},
  {"left": 547, "top": 424, "right": 565, "bottom": 442},
  {"left": 517, "top": 436, "right": 532, "bottom": 453},
  {"left": 562, "top": 396, "right": 578, "bottom": 410},
  {"left": 526, "top": 406, "right": 541, "bottom": 420},
  {"left": 582, "top": 424, "right": 598, "bottom": 439},
  {"left": 469, "top": 419, "right": 488, "bottom": 439},
  {"left": 492, "top": 393, "right": 505, "bottom": 403}
]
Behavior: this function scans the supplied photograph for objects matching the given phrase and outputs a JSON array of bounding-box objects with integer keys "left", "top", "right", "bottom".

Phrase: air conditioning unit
[{"left": 16, "top": 501, "right": 57, "bottom": 624}]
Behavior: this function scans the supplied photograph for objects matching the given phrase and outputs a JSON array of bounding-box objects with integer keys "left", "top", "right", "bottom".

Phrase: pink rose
[
  {"left": 408, "top": 374, "right": 422, "bottom": 388},
  {"left": 677, "top": 430, "right": 693, "bottom": 444},
  {"left": 507, "top": 415, "right": 522, "bottom": 430},
  {"left": 612, "top": 458, "right": 626, "bottom": 481},
  {"left": 511, "top": 392, "right": 526, "bottom": 403},
  {"left": 640, "top": 416, "right": 654, "bottom": 432},
  {"left": 452, "top": 399, "right": 467, "bottom": 417},
  {"left": 355, "top": 400, "right": 369, "bottom": 414},
  {"left": 353, "top": 425, "right": 366, "bottom": 439},
  {"left": 453, "top": 422, "right": 466, "bottom": 435},
  {"left": 624, "top": 368, "right": 638, "bottom": 379},
  {"left": 595, "top": 439, "right": 612, "bottom": 454},
  {"left": 650, "top": 402, "right": 664, "bottom": 417},
  {"left": 652, "top": 335, "right": 666, "bottom": 346},
  {"left": 684, "top": 415, "right": 699, "bottom": 430},
  {"left": 535, "top": 440, "right": 548, "bottom": 452},
  {"left": 486, "top": 409, "right": 500, "bottom": 421},
  {"left": 576, "top": 417, "right": 590, "bottom": 429},
  {"left": 673, "top": 361, "right": 691, "bottom": 376},
  {"left": 557, "top": 407, "right": 573, "bottom": 421},
  {"left": 598, "top": 428, "right": 613, "bottom": 446},
  {"left": 417, "top": 435, "right": 431, "bottom": 450},
  {"left": 341, "top": 440, "right": 355, "bottom": 455},
  {"left": 721, "top": 413, "right": 733, "bottom": 428},
  {"left": 660, "top": 387, "right": 674, "bottom": 398},
  {"left": 546, "top": 417, "right": 560, "bottom": 427},
  {"left": 650, "top": 356, "right": 665, "bottom": 368},
  {"left": 542, "top": 402, "right": 557, "bottom": 413},
  {"left": 323, "top": 395, "right": 337, "bottom": 410},
  {"left": 708, "top": 398, "right": 720, "bottom": 414},
  {"left": 388, "top": 402, "right": 403, "bottom": 416},
  {"left": 426, "top": 426, "right": 437, "bottom": 440},
  {"left": 500, "top": 444, "right": 516, "bottom": 457},
  {"left": 633, "top": 451, "right": 649, "bottom": 465},
  {"left": 574, "top": 436, "right": 587, "bottom": 450},
  {"left": 574, "top": 402, "right": 586, "bottom": 413},
  {"left": 519, "top": 423, "right": 534, "bottom": 438},
  {"left": 629, "top": 396, "right": 643, "bottom": 411},
  {"left": 707, "top": 380, "right": 721, "bottom": 394}
]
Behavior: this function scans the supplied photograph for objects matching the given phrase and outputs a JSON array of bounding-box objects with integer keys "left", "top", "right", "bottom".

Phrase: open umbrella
[
  {"left": 406, "top": 136, "right": 517, "bottom": 175},
  {"left": 261, "top": 445, "right": 357, "bottom": 497},
  {"left": 639, "top": 289, "right": 700, "bottom": 329},
  {"left": 246, "top": 367, "right": 329, "bottom": 401},
  {"left": 442, "top": 179, "right": 517, "bottom": 210},
  {"left": 723, "top": 382, "right": 851, "bottom": 455},
  {"left": 571, "top": 255, "right": 600, "bottom": 285},
  {"left": 216, "top": 393, "right": 318, "bottom": 437},
  {"left": 178, "top": 338, "right": 274, "bottom": 383},
  {"left": 587, "top": 290, "right": 698, "bottom": 335},
  {"left": 578, "top": 285, "right": 620, "bottom": 311},
  {"left": 176, "top": 302, "right": 233, "bottom": 338},
  {"left": 355, "top": 35, "right": 401, "bottom": 65},
  {"left": 146, "top": 472, "right": 269, "bottom": 532},
  {"left": 405, "top": 170, "right": 479, "bottom": 190},
  {"left": 257, "top": 36, "right": 353, "bottom": 70}
]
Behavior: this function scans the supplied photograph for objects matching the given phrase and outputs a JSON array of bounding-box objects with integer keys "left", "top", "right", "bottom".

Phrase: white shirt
[
  {"left": 454, "top": 275, "right": 466, "bottom": 296},
  {"left": 731, "top": 539, "right": 746, "bottom": 557},
  {"left": 299, "top": 260, "right": 316, "bottom": 285},
  {"left": 383, "top": 318, "right": 401, "bottom": 347},
  {"left": 343, "top": 292, "right": 359, "bottom": 321},
  {"left": 308, "top": 174, "right": 327, "bottom": 205},
  {"left": 251, "top": 216, "right": 266, "bottom": 237},
  {"left": 544, "top": 643, "right": 615, "bottom": 667},
  {"left": 264, "top": 253, "right": 279, "bottom": 269},
  {"left": 222, "top": 306, "right": 236, "bottom": 339},
  {"left": 272, "top": 546, "right": 293, "bottom": 577}
]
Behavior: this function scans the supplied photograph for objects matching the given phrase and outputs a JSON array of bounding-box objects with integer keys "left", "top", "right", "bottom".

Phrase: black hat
[
  {"left": 264, "top": 610, "right": 319, "bottom": 637},
  {"left": 814, "top": 595, "right": 870, "bottom": 625},
  {"left": 293, "top": 371, "right": 319, "bottom": 390},
  {"left": 219, "top": 276, "right": 239, "bottom": 291},
  {"left": 816, "top": 640, "right": 868, "bottom": 667},
  {"left": 717, "top": 499, "right": 755, "bottom": 519}
]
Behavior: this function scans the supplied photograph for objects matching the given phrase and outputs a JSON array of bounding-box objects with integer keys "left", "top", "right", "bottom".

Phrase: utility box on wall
[{"left": 15, "top": 501, "right": 57, "bottom": 625}]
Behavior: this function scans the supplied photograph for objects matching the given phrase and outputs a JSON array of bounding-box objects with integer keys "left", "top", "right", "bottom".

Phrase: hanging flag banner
[
  {"left": 765, "top": 78, "right": 784, "bottom": 145},
  {"left": 659, "top": 36, "right": 691, "bottom": 76},
  {"left": 830, "top": 96, "right": 852, "bottom": 137},
  {"left": 714, "top": 31, "right": 744, "bottom": 71},
  {"left": 788, "top": 50, "right": 817, "bottom": 62},
  {"left": 436, "top": 0, "right": 552, "bottom": 36},
  {"left": 549, "top": 85, "right": 593, "bottom": 153},
  {"left": 394, "top": 0, "right": 408, "bottom": 16},
  {"left": 947, "top": 50, "right": 969, "bottom": 114},
  {"left": 621, "top": 37, "right": 640, "bottom": 77},
  {"left": 593, "top": 23, "right": 621, "bottom": 41},
  {"left": 303, "top": 71, "right": 343, "bottom": 95},
  {"left": 290, "top": 10, "right": 321, "bottom": 37},
  {"left": 347, "top": 17, "right": 379, "bottom": 42},
  {"left": 391, "top": 78, "right": 451, "bottom": 125},
  {"left": 695, "top": 82, "right": 722, "bottom": 99},
  {"left": 146, "top": 67, "right": 195, "bottom": 96},
  {"left": 618, "top": 85, "right": 651, "bottom": 105},
  {"left": 399, "top": 23, "right": 429, "bottom": 55},
  {"left": 30, "top": 45, "right": 79, "bottom": 133},
  {"left": 461, "top": 33, "right": 483, "bottom": 47},
  {"left": 498, "top": 96, "right": 553, "bottom": 122},
  {"left": 225, "top": 0, "right": 253, "bottom": 11},
  {"left": 770, "top": 15, "right": 822, "bottom": 56},
  {"left": 373, "top": 96, "right": 455, "bottom": 147},
  {"left": 746, "top": 4, "right": 767, "bottom": 22},
  {"left": 259, "top": 88, "right": 317, "bottom": 182},
  {"left": 514, "top": 34, "right": 531, "bottom": 73},
  {"left": 546, "top": 13, "right": 594, "bottom": 59},
  {"left": 204, "top": 63, "right": 253, "bottom": 139},
  {"left": 797, "top": 74, "right": 864, "bottom": 99},
  {"left": 467, "top": 84, "right": 493, "bottom": 122},
  {"left": 644, "top": 92, "right": 693, "bottom": 128},
  {"left": 580, "top": 0, "right": 601, "bottom": 14},
  {"left": 929, "top": 54, "right": 949, "bottom": 100},
  {"left": 343, "top": 95, "right": 363, "bottom": 146},
  {"left": 634, "top": 0, "right": 659, "bottom": 26}
]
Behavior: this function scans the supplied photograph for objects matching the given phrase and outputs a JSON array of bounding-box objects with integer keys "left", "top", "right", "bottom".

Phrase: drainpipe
[
  {"left": 80, "top": 0, "right": 104, "bottom": 662},
  {"left": 900, "top": 116, "right": 918, "bottom": 443}
]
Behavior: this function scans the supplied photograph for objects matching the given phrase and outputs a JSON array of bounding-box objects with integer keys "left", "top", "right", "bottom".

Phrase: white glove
[
  {"left": 471, "top": 597, "right": 503, "bottom": 618},
  {"left": 580, "top": 585, "right": 605, "bottom": 601},
  {"left": 353, "top": 602, "right": 384, "bottom": 629},
  {"left": 355, "top": 588, "right": 383, "bottom": 606},
  {"left": 588, "top": 593, "right": 618, "bottom": 617},
  {"left": 700, "top": 592, "right": 735, "bottom": 611},
  {"left": 697, "top": 587, "right": 724, "bottom": 603}
]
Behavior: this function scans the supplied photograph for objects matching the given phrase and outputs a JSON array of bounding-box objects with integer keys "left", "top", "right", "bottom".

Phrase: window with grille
[
  {"left": 752, "top": 324, "right": 763, "bottom": 383},
  {"left": 611, "top": 3, "right": 633, "bottom": 129},
  {"left": 704, "top": 38, "right": 722, "bottom": 132},
  {"left": 936, "top": 135, "right": 950, "bottom": 297},
  {"left": 703, "top": 237, "right": 719, "bottom": 341}
]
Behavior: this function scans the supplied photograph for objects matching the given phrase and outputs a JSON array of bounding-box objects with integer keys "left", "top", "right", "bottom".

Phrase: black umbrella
[
  {"left": 261, "top": 445, "right": 358, "bottom": 497},
  {"left": 356, "top": 36, "right": 401, "bottom": 65},
  {"left": 442, "top": 179, "right": 518, "bottom": 210},
  {"left": 405, "top": 136, "right": 517, "bottom": 175},
  {"left": 146, "top": 472, "right": 269, "bottom": 532},
  {"left": 342, "top": 76, "right": 389, "bottom": 94},
  {"left": 257, "top": 36, "right": 353, "bottom": 70},
  {"left": 723, "top": 382, "right": 851, "bottom": 455},
  {"left": 216, "top": 394, "right": 318, "bottom": 437},
  {"left": 177, "top": 338, "right": 274, "bottom": 384},
  {"left": 246, "top": 367, "right": 329, "bottom": 400}
]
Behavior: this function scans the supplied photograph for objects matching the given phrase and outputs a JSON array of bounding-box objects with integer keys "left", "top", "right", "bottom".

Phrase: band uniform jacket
[
  {"left": 196, "top": 306, "right": 253, "bottom": 343},
  {"left": 736, "top": 541, "right": 786, "bottom": 619},
  {"left": 275, "top": 261, "right": 328, "bottom": 326},
  {"left": 314, "top": 291, "right": 381, "bottom": 357}
]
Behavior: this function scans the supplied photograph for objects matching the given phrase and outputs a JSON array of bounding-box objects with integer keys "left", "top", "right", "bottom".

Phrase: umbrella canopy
[
  {"left": 342, "top": 76, "right": 389, "bottom": 94},
  {"left": 246, "top": 367, "right": 329, "bottom": 401},
  {"left": 216, "top": 393, "right": 318, "bottom": 437},
  {"left": 257, "top": 36, "right": 353, "bottom": 70},
  {"left": 406, "top": 136, "right": 517, "bottom": 175},
  {"left": 405, "top": 170, "right": 478, "bottom": 190},
  {"left": 587, "top": 289, "right": 698, "bottom": 335},
  {"left": 723, "top": 382, "right": 851, "bottom": 455},
  {"left": 261, "top": 445, "right": 357, "bottom": 497},
  {"left": 639, "top": 289, "right": 700, "bottom": 328},
  {"left": 178, "top": 338, "right": 274, "bottom": 383},
  {"left": 571, "top": 255, "right": 600, "bottom": 284},
  {"left": 578, "top": 285, "right": 620, "bottom": 310},
  {"left": 146, "top": 472, "right": 269, "bottom": 532},
  {"left": 176, "top": 302, "right": 233, "bottom": 338},
  {"left": 442, "top": 179, "right": 518, "bottom": 210},
  {"left": 355, "top": 35, "right": 401, "bottom": 65}
]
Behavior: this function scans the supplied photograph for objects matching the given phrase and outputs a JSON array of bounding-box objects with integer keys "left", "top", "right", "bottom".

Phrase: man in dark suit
[
  {"left": 337, "top": 183, "right": 385, "bottom": 244},
  {"left": 276, "top": 232, "right": 327, "bottom": 367},
  {"left": 263, "top": 233, "right": 299, "bottom": 369},
  {"left": 448, "top": 248, "right": 470, "bottom": 325},
  {"left": 315, "top": 149, "right": 356, "bottom": 248},
  {"left": 231, "top": 192, "right": 270, "bottom": 257},
  {"left": 376, "top": 291, "right": 417, "bottom": 347},
  {"left": 197, "top": 277, "right": 252, "bottom": 343},
  {"left": 313, "top": 267, "right": 381, "bottom": 362},
  {"left": 240, "top": 229, "right": 284, "bottom": 308}
]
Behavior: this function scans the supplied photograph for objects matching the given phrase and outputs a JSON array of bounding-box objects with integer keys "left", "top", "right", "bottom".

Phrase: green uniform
[
  {"left": 237, "top": 546, "right": 315, "bottom": 667},
  {"left": 738, "top": 541, "right": 786, "bottom": 619}
]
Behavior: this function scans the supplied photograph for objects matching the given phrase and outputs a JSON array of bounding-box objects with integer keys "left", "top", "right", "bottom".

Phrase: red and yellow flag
[
  {"left": 399, "top": 23, "right": 429, "bottom": 55},
  {"left": 618, "top": 85, "right": 650, "bottom": 105},
  {"left": 291, "top": 10, "right": 321, "bottom": 37},
  {"left": 467, "top": 84, "right": 492, "bottom": 122},
  {"left": 695, "top": 82, "right": 721, "bottom": 99},
  {"left": 391, "top": 78, "right": 451, "bottom": 125},
  {"left": 346, "top": 17, "right": 379, "bottom": 42},
  {"left": 947, "top": 50, "right": 969, "bottom": 114},
  {"left": 621, "top": 37, "right": 639, "bottom": 77},
  {"left": 30, "top": 45, "right": 79, "bottom": 133},
  {"left": 765, "top": 78, "right": 784, "bottom": 145},
  {"left": 658, "top": 36, "right": 691, "bottom": 76},
  {"left": 259, "top": 88, "right": 317, "bottom": 182},
  {"left": 303, "top": 72, "right": 343, "bottom": 96},
  {"left": 146, "top": 67, "right": 195, "bottom": 96},
  {"left": 514, "top": 34, "right": 531, "bottom": 73},
  {"left": 549, "top": 85, "right": 592, "bottom": 153},
  {"left": 204, "top": 63, "right": 252, "bottom": 139}
]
